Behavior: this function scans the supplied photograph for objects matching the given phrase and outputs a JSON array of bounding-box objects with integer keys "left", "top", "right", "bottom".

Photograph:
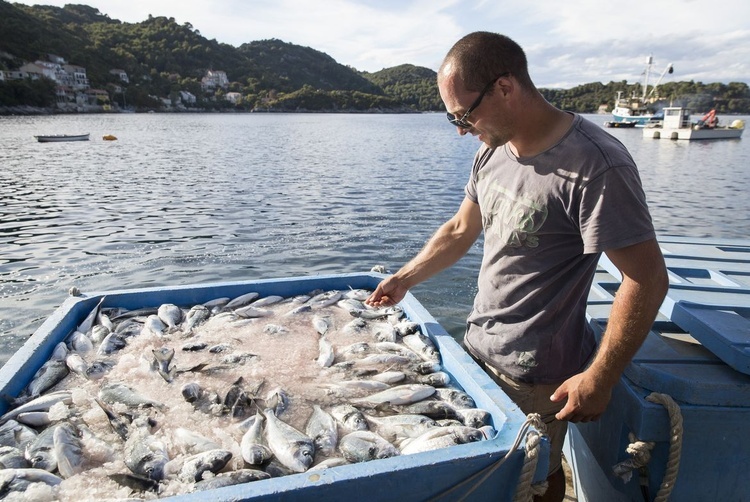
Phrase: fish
[
  {"left": 24, "top": 424, "right": 57, "bottom": 472},
  {"left": 305, "top": 405, "right": 338, "bottom": 457},
  {"left": 338, "top": 431, "right": 400, "bottom": 463},
  {"left": 192, "top": 469, "right": 271, "bottom": 491},
  {"left": 263, "top": 409, "right": 315, "bottom": 473},
  {"left": 394, "top": 320, "right": 419, "bottom": 336},
  {"left": 240, "top": 411, "right": 273, "bottom": 466},
  {"left": 0, "top": 468, "right": 63, "bottom": 494},
  {"left": 0, "top": 421, "right": 38, "bottom": 451},
  {"left": 370, "top": 371, "right": 406, "bottom": 384},
  {"left": 434, "top": 388, "right": 476, "bottom": 410},
  {"left": 97, "top": 332, "right": 128, "bottom": 355},
  {"left": 152, "top": 346, "right": 176, "bottom": 382},
  {"left": 202, "top": 297, "right": 230, "bottom": 309},
  {"left": 65, "top": 353, "right": 89, "bottom": 379},
  {"left": 181, "top": 382, "right": 203, "bottom": 403},
  {"left": 341, "top": 318, "right": 368, "bottom": 336},
  {"left": 456, "top": 408, "right": 491, "bottom": 428},
  {"left": 265, "top": 387, "right": 289, "bottom": 416},
  {"left": 225, "top": 291, "right": 260, "bottom": 310},
  {"left": 16, "top": 411, "right": 52, "bottom": 428},
  {"left": 24, "top": 359, "right": 69, "bottom": 398},
  {"left": 402, "top": 333, "right": 440, "bottom": 362},
  {"left": 94, "top": 398, "right": 132, "bottom": 441},
  {"left": 330, "top": 404, "right": 368, "bottom": 433},
  {"left": 99, "top": 383, "right": 166, "bottom": 411},
  {"left": 363, "top": 413, "right": 438, "bottom": 443},
  {"left": 0, "top": 446, "right": 29, "bottom": 469},
  {"left": 399, "top": 426, "right": 484, "bottom": 455},
  {"left": 76, "top": 297, "right": 105, "bottom": 335},
  {"left": 317, "top": 337, "right": 335, "bottom": 368},
  {"left": 373, "top": 323, "right": 398, "bottom": 343},
  {"left": 124, "top": 417, "right": 169, "bottom": 481},
  {"left": 263, "top": 324, "right": 288, "bottom": 335},
  {"left": 53, "top": 422, "right": 84, "bottom": 478},
  {"left": 252, "top": 295, "right": 285, "bottom": 307},
  {"left": 234, "top": 305, "right": 274, "bottom": 319},
  {"left": 177, "top": 449, "right": 233, "bottom": 482},
  {"left": 416, "top": 371, "right": 451, "bottom": 387},
  {"left": 68, "top": 331, "right": 94, "bottom": 354},
  {"left": 142, "top": 314, "right": 167, "bottom": 336},
  {"left": 0, "top": 391, "right": 72, "bottom": 426},
  {"left": 307, "top": 457, "right": 350, "bottom": 471},
  {"left": 309, "top": 291, "right": 342, "bottom": 309},
  {"left": 85, "top": 359, "right": 115, "bottom": 380},
  {"left": 157, "top": 303, "right": 183, "bottom": 332},
  {"left": 351, "top": 384, "right": 436, "bottom": 407},
  {"left": 183, "top": 304, "right": 211, "bottom": 333},
  {"left": 108, "top": 472, "right": 160, "bottom": 492},
  {"left": 172, "top": 428, "right": 221, "bottom": 455},
  {"left": 312, "top": 315, "right": 330, "bottom": 335},
  {"left": 392, "top": 399, "right": 459, "bottom": 420},
  {"left": 90, "top": 324, "right": 111, "bottom": 344}
]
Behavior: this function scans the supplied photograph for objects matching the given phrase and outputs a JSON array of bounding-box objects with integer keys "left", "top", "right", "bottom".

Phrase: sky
[{"left": 11, "top": 0, "right": 750, "bottom": 89}]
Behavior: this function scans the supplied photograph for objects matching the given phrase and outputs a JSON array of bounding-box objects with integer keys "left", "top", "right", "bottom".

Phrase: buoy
[{"left": 103, "top": 135, "right": 117, "bottom": 141}]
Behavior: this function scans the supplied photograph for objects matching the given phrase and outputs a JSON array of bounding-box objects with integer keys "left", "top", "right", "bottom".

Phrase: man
[{"left": 366, "top": 32, "right": 669, "bottom": 502}]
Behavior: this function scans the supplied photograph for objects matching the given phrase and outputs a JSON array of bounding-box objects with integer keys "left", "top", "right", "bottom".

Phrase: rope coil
[{"left": 612, "top": 392, "right": 683, "bottom": 501}]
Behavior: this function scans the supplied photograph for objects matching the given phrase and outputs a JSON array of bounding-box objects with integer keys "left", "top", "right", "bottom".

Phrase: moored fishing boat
[
  {"left": 642, "top": 107, "right": 744, "bottom": 140},
  {"left": 611, "top": 56, "right": 673, "bottom": 125},
  {"left": 34, "top": 133, "right": 90, "bottom": 143}
]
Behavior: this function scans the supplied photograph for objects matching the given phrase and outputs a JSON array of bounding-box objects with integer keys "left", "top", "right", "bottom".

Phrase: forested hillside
[{"left": 1, "top": 1, "right": 749, "bottom": 113}]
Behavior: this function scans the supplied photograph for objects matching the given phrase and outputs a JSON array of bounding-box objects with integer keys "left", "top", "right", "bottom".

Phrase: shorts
[{"left": 477, "top": 361, "right": 568, "bottom": 476}]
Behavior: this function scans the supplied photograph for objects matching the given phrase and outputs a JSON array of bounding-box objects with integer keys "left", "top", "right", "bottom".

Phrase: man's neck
[{"left": 508, "top": 99, "right": 574, "bottom": 158}]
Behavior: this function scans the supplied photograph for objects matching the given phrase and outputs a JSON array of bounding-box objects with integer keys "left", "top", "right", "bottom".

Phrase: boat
[
  {"left": 603, "top": 120, "right": 637, "bottom": 128},
  {"left": 611, "top": 56, "right": 673, "bottom": 125},
  {"left": 34, "top": 133, "right": 90, "bottom": 143},
  {"left": 642, "top": 107, "right": 744, "bottom": 140},
  {"left": 0, "top": 272, "right": 548, "bottom": 501},
  {"left": 565, "top": 236, "right": 750, "bottom": 501}
]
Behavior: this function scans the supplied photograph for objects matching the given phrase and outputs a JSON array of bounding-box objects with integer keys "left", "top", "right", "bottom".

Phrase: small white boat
[
  {"left": 34, "top": 133, "right": 90, "bottom": 143},
  {"left": 642, "top": 107, "right": 744, "bottom": 140}
]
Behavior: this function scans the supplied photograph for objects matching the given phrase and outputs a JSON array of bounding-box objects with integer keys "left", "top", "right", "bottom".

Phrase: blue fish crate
[
  {"left": 0, "top": 272, "right": 548, "bottom": 501},
  {"left": 566, "top": 237, "right": 750, "bottom": 502}
]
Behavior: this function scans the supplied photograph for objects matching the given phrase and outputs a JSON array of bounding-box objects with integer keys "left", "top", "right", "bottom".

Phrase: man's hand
[
  {"left": 365, "top": 275, "right": 409, "bottom": 307},
  {"left": 550, "top": 369, "right": 612, "bottom": 422}
]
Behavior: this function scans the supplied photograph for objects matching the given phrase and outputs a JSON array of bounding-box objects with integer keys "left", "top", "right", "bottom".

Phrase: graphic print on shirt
[{"left": 479, "top": 177, "right": 548, "bottom": 249}]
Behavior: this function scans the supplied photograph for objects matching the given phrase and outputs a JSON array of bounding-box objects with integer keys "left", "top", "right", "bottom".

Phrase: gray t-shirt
[{"left": 463, "top": 113, "right": 655, "bottom": 384}]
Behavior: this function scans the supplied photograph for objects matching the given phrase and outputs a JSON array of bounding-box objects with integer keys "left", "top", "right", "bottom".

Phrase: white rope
[
  {"left": 512, "top": 422, "right": 549, "bottom": 502},
  {"left": 611, "top": 392, "right": 683, "bottom": 501},
  {"left": 646, "top": 392, "right": 683, "bottom": 502},
  {"left": 439, "top": 413, "right": 547, "bottom": 502}
]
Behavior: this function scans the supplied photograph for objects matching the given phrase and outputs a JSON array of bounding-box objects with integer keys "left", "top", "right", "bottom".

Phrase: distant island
[{"left": 1, "top": 2, "right": 749, "bottom": 115}]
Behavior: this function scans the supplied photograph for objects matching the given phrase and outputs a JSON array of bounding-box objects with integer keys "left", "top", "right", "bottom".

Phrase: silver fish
[
  {"left": 373, "top": 323, "right": 398, "bottom": 343},
  {"left": 434, "top": 388, "right": 476, "bottom": 410},
  {"left": 265, "top": 387, "right": 289, "bottom": 416},
  {"left": 16, "top": 411, "right": 52, "bottom": 428},
  {"left": 0, "top": 391, "right": 72, "bottom": 426},
  {"left": 374, "top": 342, "right": 422, "bottom": 361},
  {"left": 308, "top": 457, "right": 350, "bottom": 471},
  {"left": 152, "top": 346, "right": 176, "bottom": 382},
  {"left": 240, "top": 411, "right": 273, "bottom": 466},
  {"left": 0, "top": 420, "right": 37, "bottom": 450},
  {"left": 417, "top": 371, "right": 451, "bottom": 387},
  {"left": 177, "top": 449, "right": 233, "bottom": 482},
  {"left": 234, "top": 305, "right": 274, "bottom": 319},
  {"left": 90, "top": 324, "right": 111, "bottom": 344},
  {"left": 309, "top": 291, "right": 342, "bottom": 309},
  {"left": 363, "top": 413, "right": 438, "bottom": 443},
  {"left": 352, "top": 384, "right": 435, "bottom": 407},
  {"left": 370, "top": 371, "right": 406, "bottom": 384},
  {"left": 284, "top": 304, "right": 312, "bottom": 316},
  {"left": 99, "top": 383, "right": 166, "bottom": 410},
  {"left": 400, "top": 426, "right": 484, "bottom": 455},
  {"left": 338, "top": 431, "right": 400, "bottom": 463},
  {"left": 312, "top": 315, "right": 330, "bottom": 335},
  {"left": 76, "top": 297, "right": 105, "bottom": 335},
  {"left": 263, "top": 409, "right": 314, "bottom": 473},
  {"left": 142, "top": 314, "right": 167, "bottom": 336},
  {"left": 252, "top": 295, "right": 285, "bottom": 307},
  {"left": 85, "top": 359, "right": 115, "bottom": 380},
  {"left": 317, "top": 337, "right": 335, "bottom": 368},
  {"left": 25, "top": 359, "right": 69, "bottom": 397},
  {"left": 172, "top": 428, "right": 221, "bottom": 455},
  {"left": 225, "top": 291, "right": 260, "bottom": 310},
  {"left": 65, "top": 353, "right": 88, "bottom": 379},
  {"left": 263, "top": 324, "right": 288, "bottom": 335},
  {"left": 0, "top": 446, "right": 29, "bottom": 469},
  {"left": 124, "top": 418, "right": 169, "bottom": 481},
  {"left": 24, "top": 425, "right": 57, "bottom": 472},
  {"left": 202, "top": 297, "right": 230, "bottom": 309},
  {"left": 97, "top": 311, "right": 114, "bottom": 333},
  {"left": 183, "top": 304, "right": 210, "bottom": 333},
  {"left": 0, "top": 468, "right": 63, "bottom": 494},
  {"left": 68, "top": 331, "right": 94, "bottom": 354},
  {"left": 394, "top": 399, "right": 459, "bottom": 420},
  {"left": 342, "top": 318, "right": 368, "bottom": 336},
  {"left": 305, "top": 405, "right": 338, "bottom": 457},
  {"left": 192, "top": 469, "right": 270, "bottom": 491},
  {"left": 53, "top": 422, "right": 84, "bottom": 479},
  {"left": 343, "top": 289, "right": 371, "bottom": 301},
  {"left": 394, "top": 320, "right": 419, "bottom": 337},
  {"left": 456, "top": 408, "right": 491, "bottom": 428},
  {"left": 157, "top": 303, "right": 183, "bottom": 332},
  {"left": 402, "top": 333, "right": 440, "bottom": 363},
  {"left": 97, "top": 332, "right": 128, "bottom": 355},
  {"left": 330, "top": 404, "right": 368, "bottom": 433}
]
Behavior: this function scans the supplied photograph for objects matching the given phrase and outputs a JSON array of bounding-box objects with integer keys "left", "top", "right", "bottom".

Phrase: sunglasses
[{"left": 446, "top": 72, "right": 510, "bottom": 129}]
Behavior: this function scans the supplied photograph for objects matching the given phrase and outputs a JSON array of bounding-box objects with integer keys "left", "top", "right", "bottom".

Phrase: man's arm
[
  {"left": 366, "top": 196, "right": 483, "bottom": 307},
  {"left": 552, "top": 237, "right": 669, "bottom": 422}
]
